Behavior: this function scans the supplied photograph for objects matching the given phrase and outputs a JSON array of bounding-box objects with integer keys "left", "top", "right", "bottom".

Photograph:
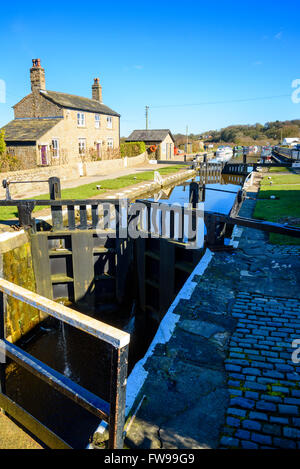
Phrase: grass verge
[
  {"left": 0, "top": 165, "right": 186, "bottom": 221},
  {"left": 254, "top": 173, "right": 300, "bottom": 245},
  {"left": 268, "top": 166, "right": 290, "bottom": 173}
]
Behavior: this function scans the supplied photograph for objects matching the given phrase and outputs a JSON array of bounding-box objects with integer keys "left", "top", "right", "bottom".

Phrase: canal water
[{"left": 5, "top": 171, "right": 244, "bottom": 448}]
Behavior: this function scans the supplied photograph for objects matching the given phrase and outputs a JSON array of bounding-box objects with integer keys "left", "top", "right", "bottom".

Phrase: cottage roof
[
  {"left": 40, "top": 90, "right": 120, "bottom": 117},
  {"left": 126, "top": 129, "right": 175, "bottom": 143},
  {"left": 1, "top": 118, "right": 62, "bottom": 142}
]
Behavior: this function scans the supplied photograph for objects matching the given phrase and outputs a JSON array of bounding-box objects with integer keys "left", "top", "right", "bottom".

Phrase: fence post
[
  {"left": 48, "top": 177, "right": 61, "bottom": 200},
  {"left": 108, "top": 344, "right": 129, "bottom": 449},
  {"left": 17, "top": 201, "right": 36, "bottom": 232},
  {"left": 48, "top": 177, "right": 63, "bottom": 230},
  {"left": 189, "top": 182, "right": 199, "bottom": 208},
  {"left": 205, "top": 213, "right": 216, "bottom": 247}
]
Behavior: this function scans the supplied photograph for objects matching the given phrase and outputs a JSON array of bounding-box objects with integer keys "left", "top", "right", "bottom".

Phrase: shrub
[
  {"left": 0, "top": 130, "right": 6, "bottom": 156},
  {"left": 0, "top": 151, "right": 22, "bottom": 172},
  {"left": 120, "top": 141, "right": 146, "bottom": 158}
]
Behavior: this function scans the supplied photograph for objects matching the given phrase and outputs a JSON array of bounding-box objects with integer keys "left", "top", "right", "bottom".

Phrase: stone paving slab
[{"left": 0, "top": 413, "right": 42, "bottom": 449}]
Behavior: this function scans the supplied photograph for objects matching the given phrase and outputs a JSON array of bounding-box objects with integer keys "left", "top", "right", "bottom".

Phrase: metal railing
[{"left": 0, "top": 278, "right": 130, "bottom": 449}]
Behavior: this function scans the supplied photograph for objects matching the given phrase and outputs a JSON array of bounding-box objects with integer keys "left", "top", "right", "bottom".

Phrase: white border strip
[
  {"left": 124, "top": 248, "right": 213, "bottom": 416},
  {"left": 92, "top": 248, "right": 213, "bottom": 443}
]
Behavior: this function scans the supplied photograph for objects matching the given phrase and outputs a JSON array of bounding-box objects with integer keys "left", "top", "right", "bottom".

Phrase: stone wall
[
  {"left": 0, "top": 152, "right": 148, "bottom": 198},
  {"left": 0, "top": 163, "right": 79, "bottom": 198},
  {"left": 82, "top": 152, "right": 148, "bottom": 176},
  {"left": 0, "top": 233, "right": 39, "bottom": 343}
]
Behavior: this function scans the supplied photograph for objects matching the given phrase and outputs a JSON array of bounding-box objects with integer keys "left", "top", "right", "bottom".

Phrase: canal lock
[{"left": 3, "top": 171, "right": 245, "bottom": 448}]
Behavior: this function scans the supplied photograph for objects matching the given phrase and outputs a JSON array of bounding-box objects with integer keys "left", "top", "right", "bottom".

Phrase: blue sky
[{"left": 0, "top": 0, "right": 300, "bottom": 136}]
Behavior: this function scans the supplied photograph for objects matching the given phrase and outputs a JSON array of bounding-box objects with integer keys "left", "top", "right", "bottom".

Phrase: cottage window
[
  {"left": 95, "top": 114, "right": 100, "bottom": 128},
  {"left": 107, "top": 138, "right": 114, "bottom": 150},
  {"left": 106, "top": 116, "right": 112, "bottom": 129},
  {"left": 78, "top": 138, "right": 86, "bottom": 155},
  {"left": 77, "top": 112, "right": 85, "bottom": 127},
  {"left": 52, "top": 139, "right": 59, "bottom": 158}
]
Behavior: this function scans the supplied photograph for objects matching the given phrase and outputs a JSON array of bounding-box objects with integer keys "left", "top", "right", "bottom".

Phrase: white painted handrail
[{"left": 0, "top": 278, "right": 130, "bottom": 348}]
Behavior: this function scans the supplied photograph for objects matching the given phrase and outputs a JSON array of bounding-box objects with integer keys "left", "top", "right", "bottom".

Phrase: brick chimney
[
  {"left": 92, "top": 78, "right": 102, "bottom": 103},
  {"left": 30, "top": 59, "right": 46, "bottom": 93}
]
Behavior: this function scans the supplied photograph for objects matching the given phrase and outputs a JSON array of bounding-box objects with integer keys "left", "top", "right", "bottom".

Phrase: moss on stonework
[{"left": 3, "top": 241, "right": 39, "bottom": 343}]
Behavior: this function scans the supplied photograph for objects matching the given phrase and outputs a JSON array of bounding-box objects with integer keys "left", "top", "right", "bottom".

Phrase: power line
[{"left": 148, "top": 94, "right": 291, "bottom": 109}]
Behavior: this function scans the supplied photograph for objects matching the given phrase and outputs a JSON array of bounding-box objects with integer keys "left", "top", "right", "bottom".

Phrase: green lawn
[
  {"left": 254, "top": 174, "right": 300, "bottom": 245},
  {"left": 0, "top": 165, "right": 186, "bottom": 221},
  {"left": 261, "top": 174, "right": 300, "bottom": 185},
  {"left": 268, "top": 166, "right": 290, "bottom": 173}
]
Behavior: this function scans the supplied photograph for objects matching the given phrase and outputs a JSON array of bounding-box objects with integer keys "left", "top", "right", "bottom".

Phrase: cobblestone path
[{"left": 221, "top": 293, "right": 300, "bottom": 449}]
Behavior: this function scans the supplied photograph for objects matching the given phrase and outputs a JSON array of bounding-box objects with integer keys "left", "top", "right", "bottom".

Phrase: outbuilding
[
  {"left": 282, "top": 138, "right": 300, "bottom": 147},
  {"left": 126, "top": 129, "right": 175, "bottom": 160}
]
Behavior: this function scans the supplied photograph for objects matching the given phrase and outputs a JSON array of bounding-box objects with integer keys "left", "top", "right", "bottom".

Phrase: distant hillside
[{"left": 173, "top": 120, "right": 300, "bottom": 146}]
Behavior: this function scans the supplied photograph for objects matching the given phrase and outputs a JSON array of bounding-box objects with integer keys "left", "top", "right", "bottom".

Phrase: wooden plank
[
  {"left": 169, "top": 210, "right": 175, "bottom": 239},
  {"left": 0, "top": 199, "right": 124, "bottom": 207},
  {"left": 51, "top": 206, "right": 64, "bottom": 231},
  {"left": 103, "top": 205, "right": 111, "bottom": 230},
  {"left": 205, "top": 211, "right": 300, "bottom": 238},
  {"left": 79, "top": 205, "right": 88, "bottom": 229},
  {"left": 179, "top": 206, "right": 185, "bottom": 242},
  {"left": 159, "top": 239, "right": 175, "bottom": 313},
  {"left": 109, "top": 344, "right": 129, "bottom": 449},
  {"left": 30, "top": 234, "right": 53, "bottom": 301},
  {"left": 91, "top": 205, "right": 98, "bottom": 229},
  {"left": 4, "top": 340, "right": 110, "bottom": 421},
  {"left": 135, "top": 237, "right": 146, "bottom": 311},
  {"left": 116, "top": 239, "right": 132, "bottom": 305},
  {"left": 67, "top": 205, "right": 76, "bottom": 230},
  {"left": 0, "top": 393, "right": 71, "bottom": 449},
  {"left": 71, "top": 232, "right": 94, "bottom": 304}
]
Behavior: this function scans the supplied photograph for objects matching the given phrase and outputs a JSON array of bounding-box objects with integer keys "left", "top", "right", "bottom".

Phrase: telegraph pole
[
  {"left": 145, "top": 106, "right": 149, "bottom": 130},
  {"left": 186, "top": 125, "right": 188, "bottom": 154}
]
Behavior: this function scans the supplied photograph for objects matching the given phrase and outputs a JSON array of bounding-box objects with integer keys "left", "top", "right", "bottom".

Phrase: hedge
[{"left": 120, "top": 141, "right": 146, "bottom": 158}]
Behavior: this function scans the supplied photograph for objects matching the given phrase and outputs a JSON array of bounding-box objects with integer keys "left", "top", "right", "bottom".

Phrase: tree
[{"left": 0, "top": 130, "right": 5, "bottom": 155}]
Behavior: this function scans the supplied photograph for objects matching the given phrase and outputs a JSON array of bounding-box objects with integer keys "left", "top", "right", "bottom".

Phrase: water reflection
[{"left": 149, "top": 174, "right": 242, "bottom": 215}]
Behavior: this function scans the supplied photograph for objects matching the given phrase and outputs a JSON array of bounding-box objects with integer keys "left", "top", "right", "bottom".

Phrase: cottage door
[
  {"left": 96, "top": 142, "right": 102, "bottom": 159},
  {"left": 41, "top": 145, "right": 48, "bottom": 165}
]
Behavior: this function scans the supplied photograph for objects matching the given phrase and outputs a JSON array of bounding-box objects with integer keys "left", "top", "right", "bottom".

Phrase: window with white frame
[
  {"left": 107, "top": 138, "right": 114, "bottom": 150},
  {"left": 106, "top": 116, "right": 112, "bottom": 129},
  {"left": 95, "top": 114, "right": 100, "bottom": 128},
  {"left": 78, "top": 138, "right": 86, "bottom": 155},
  {"left": 77, "top": 112, "right": 85, "bottom": 127},
  {"left": 52, "top": 139, "right": 59, "bottom": 158}
]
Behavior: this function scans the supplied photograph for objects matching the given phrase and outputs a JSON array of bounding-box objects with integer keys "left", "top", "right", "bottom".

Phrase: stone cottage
[
  {"left": 126, "top": 129, "right": 175, "bottom": 160},
  {"left": 2, "top": 59, "right": 120, "bottom": 166}
]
